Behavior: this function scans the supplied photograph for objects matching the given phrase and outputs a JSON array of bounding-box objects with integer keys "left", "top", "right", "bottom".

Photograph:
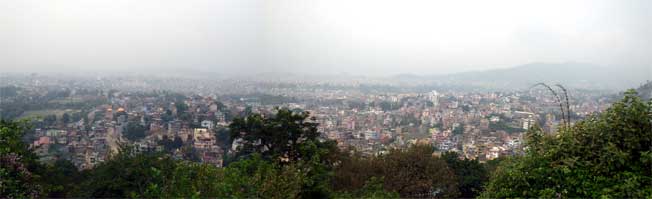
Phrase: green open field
[
  {"left": 48, "top": 97, "right": 86, "bottom": 104},
  {"left": 19, "top": 109, "right": 80, "bottom": 119}
]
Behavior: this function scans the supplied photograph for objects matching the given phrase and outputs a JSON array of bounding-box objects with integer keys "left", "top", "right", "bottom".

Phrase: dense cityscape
[{"left": 1, "top": 73, "right": 620, "bottom": 170}]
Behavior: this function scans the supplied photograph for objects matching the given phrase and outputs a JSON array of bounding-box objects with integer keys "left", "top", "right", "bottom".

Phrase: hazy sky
[{"left": 2, "top": 0, "right": 651, "bottom": 76}]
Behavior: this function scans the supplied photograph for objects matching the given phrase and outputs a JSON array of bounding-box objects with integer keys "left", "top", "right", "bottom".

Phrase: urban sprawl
[{"left": 0, "top": 74, "right": 615, "bottom": 170}]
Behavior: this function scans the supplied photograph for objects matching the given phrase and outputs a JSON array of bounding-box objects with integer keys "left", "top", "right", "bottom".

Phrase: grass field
[
  {"left": 48, "top": 97, "right": 86, "bottom": 104},
  {"left": 19, "top": 109, "right": 80, "bottom": 119}
]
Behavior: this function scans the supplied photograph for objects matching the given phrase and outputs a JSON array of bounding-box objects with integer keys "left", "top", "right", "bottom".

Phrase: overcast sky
[{"left": 2, "top": 0, "right": 651, "bottom": 76}]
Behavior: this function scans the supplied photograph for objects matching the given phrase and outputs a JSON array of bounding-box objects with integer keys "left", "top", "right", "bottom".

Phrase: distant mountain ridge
[
  {"left": 395, "top": 62, "right": 650, "bottom": 91},
  {"left": 635, "top": 81, "right": 652, "bottom": 100}
]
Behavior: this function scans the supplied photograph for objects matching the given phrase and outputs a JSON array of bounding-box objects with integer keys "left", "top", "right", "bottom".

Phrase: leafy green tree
[
  {"left": 161, "top": 109, "right": 174, "bottom": 123},
  {"left": 161, "top": 161, "right": 223, "bottom": 197},
  {"left": 332, "top": 150, "right": 379, "bottom": 192},
  {"left": 215, "top": 127, "right": 231, "bottom": 149},
  {"left": 71, "top": 111, "right": 83, "bottom": 122},
  {"left": 69, "top": 145, "right": 318, "bottom": 198},
  {"left": 76, "top": 147, "right": 177, "bottom": 198},
  {"left": 483, "top": 156, "right": 506, "bottom": 176},
  {"left": 488, "top": 120, "right": 523, "bottom": 134},
  {"left": 452, "top": 125, "right": 464, "bottom": 135},
  {"left": 147, "top": 154, "right": 309, "bottom": 198},
  {"left": 175, "top": 101, "right": 188, "bottom": 115},
  {"left": 379, "top": 101, "right": 400, "bottom": 111},
  {"left": 481, "top": 90, "right": 652, "bottom": 198},
  {"left": 62, "top": 113, "right": 70, "bottom": 124},
  {"left": 332, "top": 177, "right": 400, "bottom": 199},
  {"left": 213, "top": 101, "right": 227, "bottom": 111},
  {"left": 230, "top": 108, "right": 341, "bottom": 197},
  {"left": 42, "top": 159, "right": 81, "bottom": 198},
  {"left": 178, "top": 112, "right": 193, "bottom": 123},
  {"left": 158, "top": 135, "right": 183, "bottom": 153},
  {"left": 334, "top": 144, "right": 459, "bottom": 198},
  {"left": 124, "top": 122, "right": 147, "bottom": 141},
  {"left": 243, "top": 106, "right": 253, "bottom": 117},
  {"left": 381, "top": 144, "right": 459, "bottom": 198},
  {"left": 441, "top": 151, "right": 488, "bottom": 198},
  {"left": 0, "top": 120, "right": 44, "bottom": 198},
  {"left": 215, "top": 154, "right": 305, "bottom": 198},
  {"left": 294, "top": 140, "right": 341, "bottom": 198},
  {"left": 43, "top": 114, "right": 57, "bottom": 126},
  {"left": 229, "top": 108, "right": 321, "bottom": 163}
]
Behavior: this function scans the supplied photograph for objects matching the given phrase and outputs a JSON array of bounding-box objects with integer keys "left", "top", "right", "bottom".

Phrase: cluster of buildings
[
  {"left": 3, "top": 74, "right": 616, "bottom": 168},
  {"left": 303, "top": 90, "right": 544, "bottom": 160},
  {"left": 30, "top": 93, "right": 228, "bottom": 169}
]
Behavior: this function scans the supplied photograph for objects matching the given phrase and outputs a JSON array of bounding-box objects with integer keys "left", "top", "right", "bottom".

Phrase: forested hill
[
  {"left": 636, "top": 80, "right": 652, "bottom": 100},
  {"left": 394, "top": 63, "right": 649, "bottom": 91}
]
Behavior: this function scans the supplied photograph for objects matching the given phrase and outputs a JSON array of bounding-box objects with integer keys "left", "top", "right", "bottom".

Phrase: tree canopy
[
  {"left": 229, "top": 108, "right": 325, "bottom": 163},
  {"left": 333, "top": 144, "right": 460, "bottom": 198},
  {"left": 481, "top": 90, "right": 652, "bottom": 198},
  {"left": 441, "top": 151, "right": 489, "bottom": 198},
  {"left": 0, "top": 120, "right": 43, "bottom": 198}
]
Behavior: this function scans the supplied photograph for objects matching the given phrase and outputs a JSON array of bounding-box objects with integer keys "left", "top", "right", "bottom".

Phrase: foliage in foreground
[
  {"left": 481, "top": 90, "right": 652, "bottom": 198},
  {"left": 441, "top": 151, "right": 490, "bottom": 198},
  {"left": 333, "top": 144, "right": 460, "bottom": 198},
  {"left": 79, "top": 150, "right": 309, "bottom": 198},
  {"left": 0, "top": 120, "right": 43, "bottom": 198}
]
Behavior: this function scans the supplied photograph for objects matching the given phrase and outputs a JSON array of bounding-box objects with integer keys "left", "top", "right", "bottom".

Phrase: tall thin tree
[
  {"left": 531, "top": 83, "right": 566, "bottom": 128},
  {"left": 554, "top": 84, "right": 571, "bottom": 129}
]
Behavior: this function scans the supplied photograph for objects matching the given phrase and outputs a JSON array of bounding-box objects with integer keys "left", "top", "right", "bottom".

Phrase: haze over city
[
  {"left": 1, "top": 1, "right": 651, "bottom": 198},
  {"left": 3, "top": 0, "right": 651, "bottom": 76}
]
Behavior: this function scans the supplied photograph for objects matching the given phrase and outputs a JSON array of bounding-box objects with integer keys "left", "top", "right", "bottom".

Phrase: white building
[
  {"left": 429, "top": 90, "right": 440, "bottom": 106},
  {"left": 365, "top": 130, "right": 380, "bottom": 140},
  {"left": 201, "top": 120, "right": 215, "bottom": 130},
  {"left": 522, "top": 115, "right": 535, "bottom": 130}
]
